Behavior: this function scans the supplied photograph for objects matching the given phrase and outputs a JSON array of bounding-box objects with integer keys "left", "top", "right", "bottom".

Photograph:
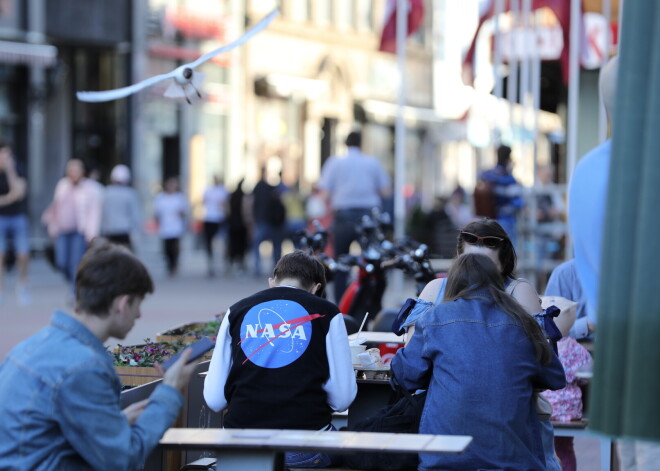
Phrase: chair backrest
[
  {"left": 370, "top": 309, "right": 399, "bottom": 333},
  {"left": 343, "top": 314, "right": 360, "bottom": 335}
]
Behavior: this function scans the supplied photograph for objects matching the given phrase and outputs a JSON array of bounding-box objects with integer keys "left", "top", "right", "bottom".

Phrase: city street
[{"left": 0, "top": 237, "right": 606, "bottom": 470}]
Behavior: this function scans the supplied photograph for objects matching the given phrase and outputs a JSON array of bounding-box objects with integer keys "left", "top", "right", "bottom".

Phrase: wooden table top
[
  {"left": 160, "top": 428, "right": 472, "bottom": 455},
  {"left": 349, "top": 331, "right": 405, "bottom": 344}
]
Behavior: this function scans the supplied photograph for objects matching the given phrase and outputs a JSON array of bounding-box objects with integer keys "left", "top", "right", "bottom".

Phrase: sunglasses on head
[{"left": 460, "top": 231, "right": 504, "bottom": 249}]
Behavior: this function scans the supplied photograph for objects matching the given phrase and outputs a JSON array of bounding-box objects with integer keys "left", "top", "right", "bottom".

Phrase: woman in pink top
[
  {"left": 542, "top": 304, "right": 593, "bottom": 471},
  {"left": 42, "top": 159, "right": 102, "bottom": 294}
]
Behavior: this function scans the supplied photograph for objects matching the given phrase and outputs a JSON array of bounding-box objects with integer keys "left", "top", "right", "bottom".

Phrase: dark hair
[
  {"left": 497, "top": 145, "right": 512, "bottom": 167},
  {"left": 443, "top": 253, "right": 553, "bottom": 364},
  {"left": 273, "top": 250, "right": 327, "bottom": 294},
  {"left": 345, "top": 131, "right": 362, "bottom": 148},
  {"left": 457, "top": 218, "right": 516, "bottom": 279},
  {"left": 75, "top": 239, "right": 154, "bottom": 315}
]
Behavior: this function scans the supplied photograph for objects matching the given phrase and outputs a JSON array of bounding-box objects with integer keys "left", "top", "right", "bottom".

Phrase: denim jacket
[
  {"left": 391, "top": 293, "right": 566, "bottom": 471},
  {"left": 0, "top": 311, "right": 183, "bottom": 471}
]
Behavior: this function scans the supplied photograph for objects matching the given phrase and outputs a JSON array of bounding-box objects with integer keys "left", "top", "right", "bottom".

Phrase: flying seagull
[{"left": 77, "top": 8, "right": 279, "bottom": 104}]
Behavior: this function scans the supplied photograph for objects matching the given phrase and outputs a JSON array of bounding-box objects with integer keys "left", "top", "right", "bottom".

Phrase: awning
[
  {"left": 0, "top": 40, "right": 57, "bottom": 68},
  {"left": 361, "top": 99, "right": 448, "bottom": 126}
]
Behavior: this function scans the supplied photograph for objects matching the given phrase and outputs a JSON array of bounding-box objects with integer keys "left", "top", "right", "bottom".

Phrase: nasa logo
[{"left": 239, "top": 299, "right": 324, "bottom": 368}]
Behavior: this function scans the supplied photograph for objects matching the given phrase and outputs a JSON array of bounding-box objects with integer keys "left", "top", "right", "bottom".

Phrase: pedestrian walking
[
  {"left": 41, "top": 159, "right": 102, "bottom": 297},
  {"left": 201, "top": 175, "right": 228, "bottom": 277},
  {"left": 153, "top": 176, "right": 189, "bottom": 277},
  {"left": 227, "top": 178, "right": 248, "bottom": 274},
  {"left": 317, "top": 130, "right": 391, "bottom": 304},
  {"left": 477, "top": 145, "right": 524, "bottom": 246},
  {"left": 100, "top": 164, "right": 142, "bottom": 250},
  {"left": 0, "top": 141, "right": 30, "bottom": 306},
  {"left": 251, "top": 167, "right": 285, "bottom": 277}
]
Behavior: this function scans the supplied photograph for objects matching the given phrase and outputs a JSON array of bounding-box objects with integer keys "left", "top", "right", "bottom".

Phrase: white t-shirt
[
  {"left": 153, "top": 192, "right": 188, "bottom": 238},
  {"left": 203, "top": 185, "right": 229, "bottom": 222}
]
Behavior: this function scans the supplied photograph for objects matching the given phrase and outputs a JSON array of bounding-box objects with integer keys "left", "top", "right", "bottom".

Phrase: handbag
[{"left": 343, "top": 385, "right": 427, "bottom": 471}]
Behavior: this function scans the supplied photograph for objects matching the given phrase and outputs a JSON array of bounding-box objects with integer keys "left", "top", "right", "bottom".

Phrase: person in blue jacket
[{"left": 391, "top": 253, "right": 566, "bottom": 471}]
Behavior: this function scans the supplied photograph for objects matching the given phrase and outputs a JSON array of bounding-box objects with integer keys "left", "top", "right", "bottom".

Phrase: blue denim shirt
[
  {"left": 0, "top": 311, "right": 183, "bottom": 471},
  {"left": 391, "top": 293, "right": 566, "bottom": 471}
]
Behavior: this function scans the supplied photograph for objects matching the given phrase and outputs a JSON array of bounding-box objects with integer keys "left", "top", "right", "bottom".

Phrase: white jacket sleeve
[
  {"left": 322, "top": 314, "right": 357, "bottom": 412},
  {"left": 203, "top": 309, "right": 233, "bottom": 412}
]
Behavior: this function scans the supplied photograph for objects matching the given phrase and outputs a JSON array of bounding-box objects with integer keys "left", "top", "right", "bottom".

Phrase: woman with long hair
[
  {"left": 405, "top": 218, "right": 541, "bottom": 339},
  {"left": 391, "top": 253, "right": 565, "bottom": 471}
]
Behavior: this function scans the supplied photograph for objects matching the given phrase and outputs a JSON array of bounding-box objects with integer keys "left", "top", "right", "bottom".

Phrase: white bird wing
[
  {"left": 76, "top": 70, "right": 177, "bottom": 103},
  {"left": 188, "top": 8, "right": 279, "bottom": 69}
]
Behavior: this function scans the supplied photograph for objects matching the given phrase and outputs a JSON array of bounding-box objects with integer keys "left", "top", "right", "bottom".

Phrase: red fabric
[
  {"left": 464, "top": 0, "right": 581, "bottom": 84},
  {"left": 378, "top": 0, "right": 425, "bottom": 53}
]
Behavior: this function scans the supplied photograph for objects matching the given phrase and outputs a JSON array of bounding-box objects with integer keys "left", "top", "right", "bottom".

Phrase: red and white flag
[{"left": 378, "top": 0, "right": 425, "bottom": 53}]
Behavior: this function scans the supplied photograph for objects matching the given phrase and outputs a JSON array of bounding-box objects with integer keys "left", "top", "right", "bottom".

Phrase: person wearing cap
[{"left": 100, "top": 164, "right": 142, "bottom": 251}]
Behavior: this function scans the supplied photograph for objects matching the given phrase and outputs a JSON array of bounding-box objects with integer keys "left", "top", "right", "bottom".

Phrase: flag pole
[
  {"left": 566, "top": 0, "right": 582, "bottom": 181},
  {"left": 394, "top": 0, "right": 407, "bottom": 242},
  {"left": 493, "top": 0, "right": 505, "bottom": 100}
]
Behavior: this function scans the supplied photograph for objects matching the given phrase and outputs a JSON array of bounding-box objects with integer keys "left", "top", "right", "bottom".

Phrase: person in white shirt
[{"left": 153, "top": 177, "right": 189, "bottom": 276}]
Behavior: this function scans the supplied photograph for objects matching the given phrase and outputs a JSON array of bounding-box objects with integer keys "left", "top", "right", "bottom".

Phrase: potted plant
[{"left": 156, "top": 318, "right": 222, "bottom": 344}]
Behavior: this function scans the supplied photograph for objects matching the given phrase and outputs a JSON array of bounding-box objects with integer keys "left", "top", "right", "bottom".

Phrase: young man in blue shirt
[{"left": 0, "top": 240, "right": 197, "bottom": 470}]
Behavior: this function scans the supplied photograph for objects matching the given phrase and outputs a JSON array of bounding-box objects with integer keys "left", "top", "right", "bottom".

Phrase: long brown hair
[{"left": 443, "top": 253, "right": 553, "bottom": 364}]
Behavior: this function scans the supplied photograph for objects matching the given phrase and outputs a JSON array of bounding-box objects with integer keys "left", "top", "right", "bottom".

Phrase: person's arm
[
  {"left": 57, "top": 366, "right": 183, "bottom": 471},
  {"left": 405, "top": 278, "right": 443, "bottom": 342},
  {"left": 509, "top": 279, "right": 543, "bottom": 315},
  {"left": 377, "top": 163, "right": 392, "bottom": 199},
  {"left": 203, "top": 309, "right": 233, "bottom": 412},
  {"left": 322, "top": 314, "right": 358, "bottom": 412},
  {"left": 532, "top": 349, "right": 567, "bottom": 392},
  {"left": 418, "top": 278, "right": 443, "bottom": 303},
  {"left": 545, "top": 264, "right": 592, "bottom": 339},
  {"left": 390, "top": 319, "right": 433, "bottom": 392}
]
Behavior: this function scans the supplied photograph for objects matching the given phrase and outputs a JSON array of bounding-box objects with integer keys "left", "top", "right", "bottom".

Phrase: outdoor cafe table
[
  {"left": 348, "top": 331, "right": 404, "bottom": 345},
  {"left": 159, "top": 428, "right": 472, "bottom": 471}
]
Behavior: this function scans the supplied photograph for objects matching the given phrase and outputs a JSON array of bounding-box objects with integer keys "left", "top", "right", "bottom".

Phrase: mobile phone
[{"left": 161, "top": 336, "right": 215, "bottom": 371}]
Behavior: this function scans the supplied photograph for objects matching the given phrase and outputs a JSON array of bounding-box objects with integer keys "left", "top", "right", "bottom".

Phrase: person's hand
[
  {"left": 122, "top": 398, "right": 149, "bottom": 425},
  {"left": 156, "top": 348, "right": 197, "bottom": 393}
]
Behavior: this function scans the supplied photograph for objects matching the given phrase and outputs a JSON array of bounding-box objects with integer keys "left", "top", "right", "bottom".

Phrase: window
[
  {"left": 315, "top": 0, "right": 332, "bottom": 26},
  {"left": 335, "top": 0, "right": 353, "bottom": 30},
  {"left": 356, "top": 0, "right": 374, "bottom": 32}
]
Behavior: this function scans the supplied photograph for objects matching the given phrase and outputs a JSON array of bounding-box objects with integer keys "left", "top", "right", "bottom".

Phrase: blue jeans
[
  {"left": 55, "top": 232, "right": 87, "bottom": 292},
  {"left": 284, "top": 424, "right": 340, "bottom": 469},
  {"left": 332, "top": 208, "right": 371, "bottom": 304},
  {"left": 0, "top": 214, "right": 30, "bottom": 254}
]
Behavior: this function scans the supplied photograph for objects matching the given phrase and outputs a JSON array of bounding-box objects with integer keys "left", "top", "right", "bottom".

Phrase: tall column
[{"left": 27, "top": 0, "right": 47, "bottom": 242}]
